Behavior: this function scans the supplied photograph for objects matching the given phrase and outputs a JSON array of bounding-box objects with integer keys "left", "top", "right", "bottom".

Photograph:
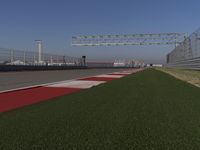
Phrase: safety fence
[
  {"left": 167, "top": 28, "right": 200, "bottom": 69},
  {"left": 0, "top": 48, "right": 84, "bottom": 66}
]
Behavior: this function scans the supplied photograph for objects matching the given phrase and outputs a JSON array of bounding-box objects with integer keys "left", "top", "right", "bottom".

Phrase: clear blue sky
[{"left": 1, "top": 0, "right": 200, "bottom": 63}]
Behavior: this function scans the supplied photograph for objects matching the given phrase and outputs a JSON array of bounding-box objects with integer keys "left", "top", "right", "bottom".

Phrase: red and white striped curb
[{"left": 0, "top": 68, "right": 143, "bottom": 112}]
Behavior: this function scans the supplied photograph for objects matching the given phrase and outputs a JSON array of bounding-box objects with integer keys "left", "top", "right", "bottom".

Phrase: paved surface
[
  {"left": 0, "top": 69, "right": 143, "bottom": 112},
  {"left": 0, "top": 68, "right": 128, "bottom": 91}
]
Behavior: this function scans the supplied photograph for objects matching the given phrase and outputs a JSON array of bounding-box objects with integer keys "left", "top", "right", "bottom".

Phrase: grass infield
[{"left": 1, "top": 69, "right": 200, "bottom": 149}]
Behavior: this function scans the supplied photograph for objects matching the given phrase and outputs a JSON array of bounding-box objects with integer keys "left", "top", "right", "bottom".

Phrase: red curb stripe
[{"left": 0, "top": 87, "right": 80, "bottom": 113}]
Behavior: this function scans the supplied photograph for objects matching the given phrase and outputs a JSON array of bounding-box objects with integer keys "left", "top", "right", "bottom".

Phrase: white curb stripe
[
  {"left": 112, "top": 72, "right": 132, "bottom": 75},
  {"left": 46, "top": 80, "right": 106, "bottom": 89},
  {"left": 94, "top": 74, "right": 124, "bottom": 78}
]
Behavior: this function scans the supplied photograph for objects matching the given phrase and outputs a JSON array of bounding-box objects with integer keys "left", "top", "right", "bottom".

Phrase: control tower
[{"left": 35, "top": 40, "right": 43, "bottom": 63}]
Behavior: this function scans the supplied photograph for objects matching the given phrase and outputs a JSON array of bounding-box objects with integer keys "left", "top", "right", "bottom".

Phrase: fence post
[
  {"left": 51, "top": 56, "right": 53, "bottom": 64},
  {"left": 34, "top": 53, "right": 36, "bottom": 65},
  {"left": 10, "top": 49, "right": 14, "bottom": 64},
  {"left": 23, "top": 50, "right": 26, "bottom": 65}
]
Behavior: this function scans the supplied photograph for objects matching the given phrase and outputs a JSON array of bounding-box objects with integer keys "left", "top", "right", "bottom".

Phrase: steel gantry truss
[{"left": 72, "top": 33, "right": 187, "bottom": 46}]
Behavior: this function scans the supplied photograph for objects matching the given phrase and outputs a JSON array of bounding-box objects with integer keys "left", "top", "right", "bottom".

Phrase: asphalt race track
[{"left": 0, "top": 68, "right": 128, "bottom": 91}]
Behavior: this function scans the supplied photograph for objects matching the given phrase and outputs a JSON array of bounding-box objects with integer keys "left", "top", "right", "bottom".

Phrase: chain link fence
[
  {"left": 167, "top": 28, "right": 200, "bottom": 69},
  {"left": 0, "top": 48, "right": 84, "bottom": 66}
]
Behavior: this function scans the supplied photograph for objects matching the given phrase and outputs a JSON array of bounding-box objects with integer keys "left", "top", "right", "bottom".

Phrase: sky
[{"left": 1, "top": 0, "right": 200, "bottom": 63}]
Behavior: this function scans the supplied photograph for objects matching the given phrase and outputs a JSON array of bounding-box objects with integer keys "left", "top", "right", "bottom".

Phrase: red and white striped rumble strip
[{"left": 0, "top": 69, "right": 143, "bottom": 113}]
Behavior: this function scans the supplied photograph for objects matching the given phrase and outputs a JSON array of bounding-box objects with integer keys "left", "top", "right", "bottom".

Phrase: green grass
[
  {"left": 157, "top": 67, "right": 200, "bottom": 87},
  {"left": 1, "top": 69, "right": 200, "bottom": 149}
]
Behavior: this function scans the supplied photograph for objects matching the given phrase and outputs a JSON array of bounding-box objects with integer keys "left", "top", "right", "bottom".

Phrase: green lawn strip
[{"left": 1, "top": 69, "right": 200, "bottom": 149}]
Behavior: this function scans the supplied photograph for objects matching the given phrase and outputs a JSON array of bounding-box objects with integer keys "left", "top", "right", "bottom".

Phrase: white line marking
[
  {"left": 94, "top": 74, "right": 124, "bottom": 78},
  {"left": 111, "top": 72, "right": 132, "bottom": 75},
  {"left": 0, "top": 80, "right": 74, "bottom": 94},
  {"left": 46, "top": 80, "right": 106, "bottom": 89}
]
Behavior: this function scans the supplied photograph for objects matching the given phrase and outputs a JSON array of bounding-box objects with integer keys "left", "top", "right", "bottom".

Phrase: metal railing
[
  {"left": 167, "top": 27, "right": 200, "bottom": 69},
  {"left": 0, "top": 48, "right": 84, "bottom": 66}
]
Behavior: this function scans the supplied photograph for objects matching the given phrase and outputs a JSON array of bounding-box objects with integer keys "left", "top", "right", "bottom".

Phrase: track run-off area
[
  {"left": 0, "top": 69, "right": 143, "bottom": 112},
  {"left": 1, "top": 68, "right": 200, "bottom": 149},
  {"left": 0, "top": 68, "right": 129, "bottom": 92}
]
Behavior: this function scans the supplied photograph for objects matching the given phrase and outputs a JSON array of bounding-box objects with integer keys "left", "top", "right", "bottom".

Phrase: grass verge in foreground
[{"left": 1, "top": 69, "right": 200, "bottom": 150}]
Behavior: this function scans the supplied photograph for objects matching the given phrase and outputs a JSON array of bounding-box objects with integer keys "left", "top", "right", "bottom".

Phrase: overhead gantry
[{"left": 72, "top": 33, "right": 187, "bottom": 46}]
